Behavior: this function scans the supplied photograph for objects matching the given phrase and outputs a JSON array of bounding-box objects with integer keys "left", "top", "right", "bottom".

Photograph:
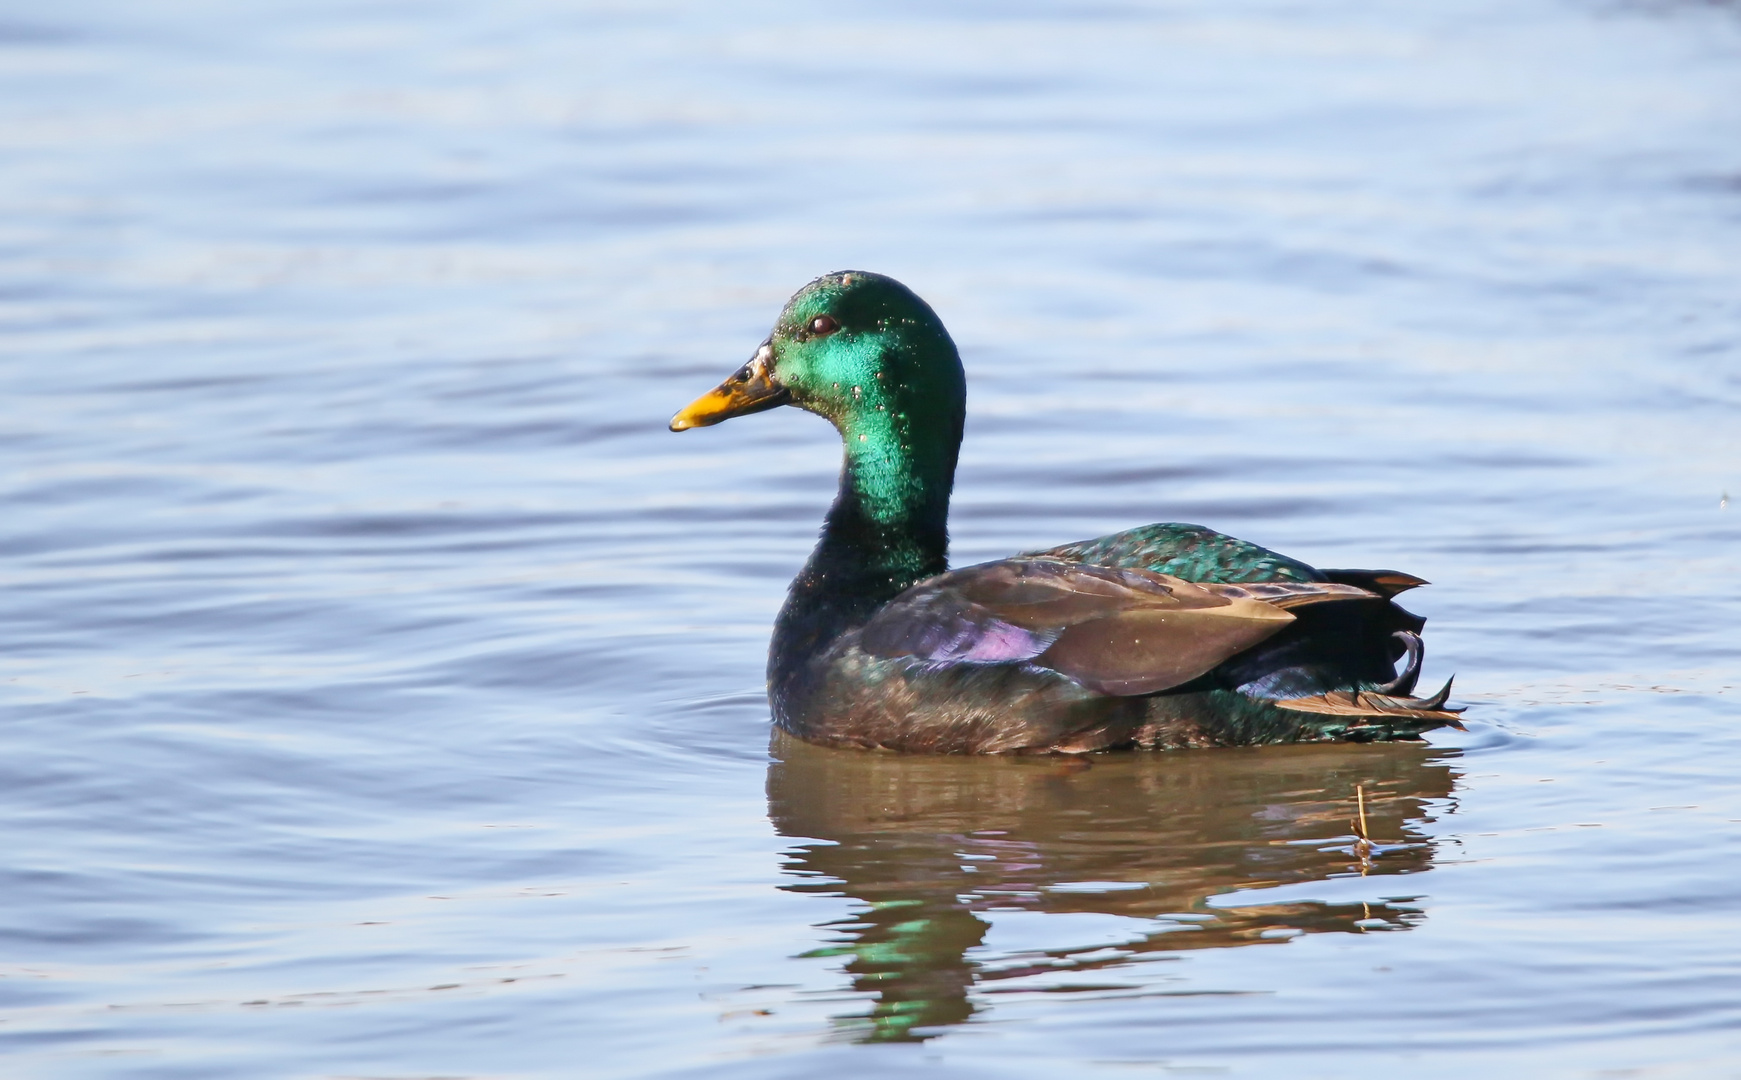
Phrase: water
[{"left": 2, "top": 1, "right": 1739, "bottom": 1075}]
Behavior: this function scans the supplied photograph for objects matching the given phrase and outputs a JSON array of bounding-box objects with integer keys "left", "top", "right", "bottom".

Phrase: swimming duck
[{"left": 671, "top": 271, "right": 1462, "bottom": 754}]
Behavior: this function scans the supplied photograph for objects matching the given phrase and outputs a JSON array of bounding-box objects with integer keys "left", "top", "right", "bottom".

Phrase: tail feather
[
  {"left": 1273, "top": 675, "right": 1465, "bottom": 734},
  {"left": 1371, "top": 630, "right": 1424, "bottom": 696},
  {"left": 1317, "top": 568, "right": 1429, "bottom": 599}
]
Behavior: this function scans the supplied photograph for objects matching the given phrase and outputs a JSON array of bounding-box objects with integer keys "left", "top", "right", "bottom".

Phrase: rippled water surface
[{"left": 3, "top": 1, "right": 1740, "bottom": 1076}]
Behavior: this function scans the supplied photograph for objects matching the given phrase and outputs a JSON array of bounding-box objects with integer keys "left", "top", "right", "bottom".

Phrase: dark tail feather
[
  {"left": 1371, "top": 631, "right": 1423, "bottom": 696},
  {"left": 1318, "top": 568, "right": 1429, "bottom": 599},
  {"left": 1413, "top": 675, "right": 1455, "bottom": 711}
]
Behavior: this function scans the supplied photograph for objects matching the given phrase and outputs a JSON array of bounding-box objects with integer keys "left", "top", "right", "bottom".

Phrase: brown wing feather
[
  {"left": 1201, "top": 580, "right": 1385, "bottom": 610},
  {"left": 861, "top": 558, "right": 1387, "bottom": 697},
  {"left": 1034, "top": 602, "right": 1293, "bottom": 695}
]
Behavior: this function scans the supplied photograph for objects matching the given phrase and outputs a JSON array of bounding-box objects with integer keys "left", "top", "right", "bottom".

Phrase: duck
[{"left": 670, "top": 271, "right": 1462, "bottom": 754}]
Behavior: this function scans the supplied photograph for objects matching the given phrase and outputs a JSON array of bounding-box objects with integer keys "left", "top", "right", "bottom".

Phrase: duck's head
[{"left": 669, "top": 272, "right": 966, "bottom": 456}]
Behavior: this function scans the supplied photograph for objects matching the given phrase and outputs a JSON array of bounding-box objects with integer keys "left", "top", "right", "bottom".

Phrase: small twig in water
[{"left": 1351, "top": 784, "right": 1374, "bottom": 869}]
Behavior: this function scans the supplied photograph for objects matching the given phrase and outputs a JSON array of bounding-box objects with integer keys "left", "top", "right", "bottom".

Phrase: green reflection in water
[{"left": 768, "top": 733, "right": 1460, "bottom": 1042}]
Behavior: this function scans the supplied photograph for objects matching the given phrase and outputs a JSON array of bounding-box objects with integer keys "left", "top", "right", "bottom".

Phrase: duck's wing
[{"left": 859, "top": 558, "right": 1379, "bottom": 697}]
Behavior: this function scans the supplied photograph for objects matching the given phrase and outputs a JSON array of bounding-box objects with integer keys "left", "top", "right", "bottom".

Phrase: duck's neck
[
  {"left": 770, "top": 408, "right": 960, "bottom": 685},
  {"left": 815, "top": 434, "right": 954, "bottom": 599}
]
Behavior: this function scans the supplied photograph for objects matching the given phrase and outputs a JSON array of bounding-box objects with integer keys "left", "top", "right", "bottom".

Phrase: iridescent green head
[{"left": 671, "top": 271, "right": 966, "bottom": 524}]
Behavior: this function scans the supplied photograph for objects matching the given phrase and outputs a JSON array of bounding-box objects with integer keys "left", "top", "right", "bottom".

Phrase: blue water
[{"left": 2, "top": 1, "right": 1739, "bottom": 1076}]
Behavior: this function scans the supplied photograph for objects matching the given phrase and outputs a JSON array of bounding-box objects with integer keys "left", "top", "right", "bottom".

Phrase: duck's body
[{"left": 672, "top": 272, "right": 1461, "bottom": 754}]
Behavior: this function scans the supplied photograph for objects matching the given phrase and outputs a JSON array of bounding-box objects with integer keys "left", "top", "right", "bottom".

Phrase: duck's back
[{"left": 1030, "top": 522, "right": 1323, "bottom": 585}]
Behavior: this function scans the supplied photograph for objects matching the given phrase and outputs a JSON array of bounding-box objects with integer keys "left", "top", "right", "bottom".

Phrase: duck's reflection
[{"left": 767, "top": 733, "right": 1459, "bottom": 1041}]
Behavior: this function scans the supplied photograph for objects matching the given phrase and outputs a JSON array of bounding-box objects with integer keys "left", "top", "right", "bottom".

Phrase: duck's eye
[{"left": 809, "top": 315, "right": 839, "bottom": 335}]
